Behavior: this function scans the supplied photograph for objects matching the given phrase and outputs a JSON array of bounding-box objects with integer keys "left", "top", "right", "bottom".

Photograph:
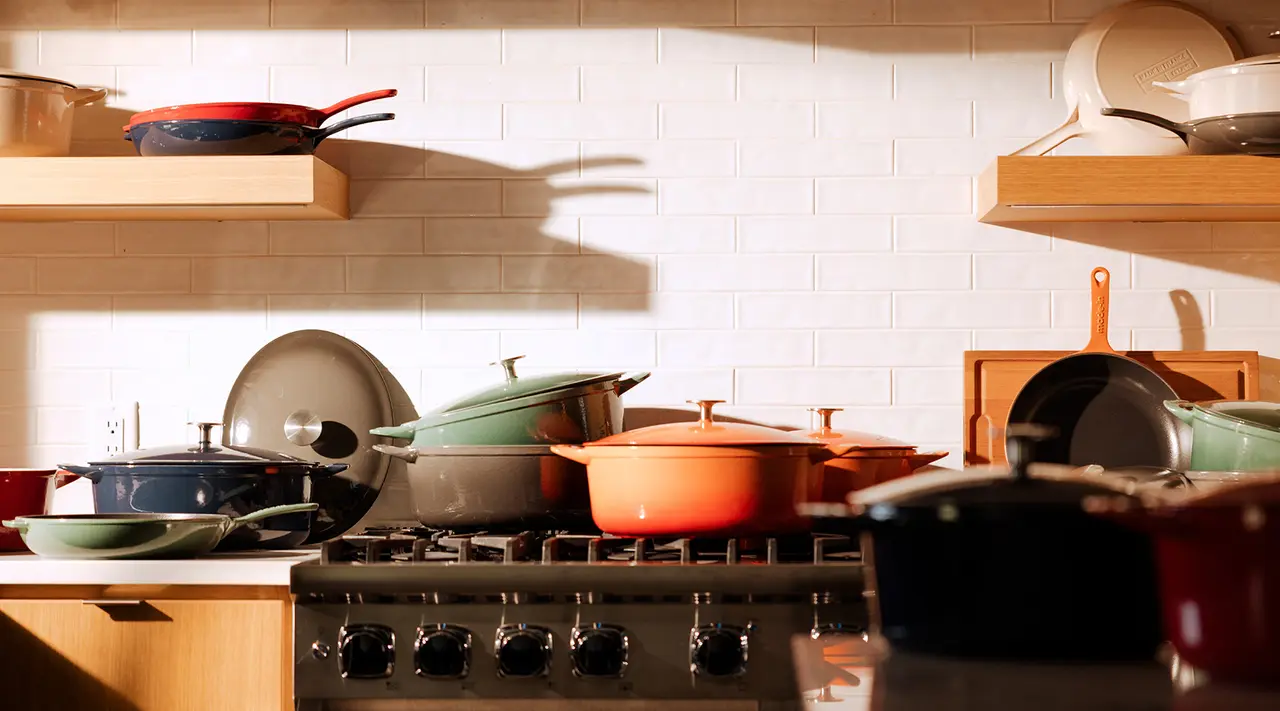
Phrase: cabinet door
[{"left": 0, "top": 599, "right": 285, "bottom": 711}]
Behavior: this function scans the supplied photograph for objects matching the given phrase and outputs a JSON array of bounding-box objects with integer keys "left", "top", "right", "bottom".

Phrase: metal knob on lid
[
  {"left": 188, "top": 422, "right": 223, "bottom": 453},
  {"left": 1005, "top": 424, "right": 1057, "bottom": 481},
  {"left": 687, "top": 399, "right": 725, "bottom": 426},
  {"left": 490, "top": 355, "right": 525, "bottom": 383},
  {"left": 284, "top": 409, "right": 323, "bottom": 446},
  {"left": 809, "top": 407, "right": 843, "bottom": 432}
]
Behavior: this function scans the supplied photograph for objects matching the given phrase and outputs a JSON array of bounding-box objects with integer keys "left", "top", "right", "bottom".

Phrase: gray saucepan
[
  {"left": 373, "top": 444, "right": 593, "bottom": 530},
  {"left": 1101, "top": 107, "right": 1280, "bottom": 155},
  {"left": 3, "top": 503, "right": 318, "bottom": 559}
]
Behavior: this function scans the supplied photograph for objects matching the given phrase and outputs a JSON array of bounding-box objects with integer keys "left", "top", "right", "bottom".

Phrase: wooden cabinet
[{"left": 0, "top": 588, "right": 290, "bottom": 711}]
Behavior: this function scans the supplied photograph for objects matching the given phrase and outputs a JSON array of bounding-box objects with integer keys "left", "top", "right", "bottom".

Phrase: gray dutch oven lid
[
  {"left": 87, "top": 422, "right": 317, "bottom": 466},
  {"left": 438, "top": 356, "right": 635, "bottom": 413}
]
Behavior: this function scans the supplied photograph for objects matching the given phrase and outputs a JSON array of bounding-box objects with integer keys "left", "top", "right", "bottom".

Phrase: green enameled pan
[{"left": 2, "top": 503, "right": 318, "bottom": 559}]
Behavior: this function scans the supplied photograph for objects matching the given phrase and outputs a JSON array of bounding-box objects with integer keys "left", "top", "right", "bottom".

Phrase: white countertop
[{"left": 0, "top": 550, "right": 318, "bottom": 586}]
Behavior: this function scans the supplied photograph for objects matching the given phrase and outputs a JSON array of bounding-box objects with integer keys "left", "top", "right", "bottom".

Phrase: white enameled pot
[
  {"left": 1155, "top": 54, "right": 1280, "bottom": 119},
  {"left": 0, "top": 71, "right": 106, "bottom": 157}
]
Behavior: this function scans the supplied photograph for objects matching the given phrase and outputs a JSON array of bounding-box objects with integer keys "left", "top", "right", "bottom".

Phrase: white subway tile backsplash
[
  {"left": 895, "top": 292, "right": 1051, "bottom": 329},
  {"left": 348, "top": 256, "right": 502, "bottom": 293},
  {"left": 500, "top": 330, "right": 657, "bottom": 368},
  {"left": 1054, "top": 289, "right": 1210, "bottom": 329},
  {"left": 582, "top": 141, "right": 735, "bottom": 178},
  {"left": 503, "top": 255, "right": 657, "bottom": 293},
  {"left": 738, "top": 0, "right": 891, "bottom": 26},
  {"left": 582, "top": 0, "right": 735, "bottom": 27},
  {"left": 616, "top": 368, "right": 734, "bottom": 406},
  {"left": 350, "top": 29, "right": 501, "bottom": 64},
  {"left": 428, "top": 0, "right": 580, "bottom": 27},
  {"left": 662, "top": 102, "right": 814, "bottom": 139},
  {"left": 740, "top": 140, "right": 892, "bottom": 177},
  {"left": 818, "top": 255, "right": 972, "bottom": 291},
  {"left": 1134, "top": 254, "right": 1280, "bottom": 290},
  {"left": 116, "top": 67, "right": 270, "bottom": 108},
  {"left": 351, "top": 179, "right": 502, "bottom": 217},
  {"left": 580, "top": 293, "right": 734, "bottom": 329},
  {"left": 344, "top": 103, "right": 503, "bottom": 141},
  {"left": 893, "top": 368, "right": 963, "bottom": 406},
  {"left": 816, "top": 26, "right": 970, "bottom": 64},
  {"left": 273, "top": 0, "right": 425, "bottom": 28},
  {"left": 895, "top": 216, "right": 1051, "bottom": 253},
  {"left": 896, "top": 60, "right": 1052, "bottom": 100},
  {"left": 270, "top": 66, "right": 425, "bottom": 109},
  {"left": 1212, "top": 291, "right": 1280, "bottom": 328},
  {"left": 974, "top": 24, "right": 1080, "bottom": 61},
  {"left": 583, "top": 65, "right": 734, "bottom": 102},
  {"left": 268, "top": 294, "right": 423, "bottom": 331},
  {"left": 426, "top": 141, "right": 580, "bottom": 177},
  {"left": 113, "top": 295, "right": 267, "bottom": 331},
  {"left": 736, "top": 368, "right": 891, "bottom": 406},
  {"left": 424, "top": 216, "right": 578, "bottom": 254},
  {"left": 896, "top": 0, "right": 1051, "bottom": 23},
  {"left": 39, "top": 330, "right": 189, "bottom": 370},
  {"left": 580, "top": 216, "right": 736, "bottom": 253},
  {"left": 0, "top": 223, "right": 114, "bottom": 256},
  {"left": 507, "top": 103, "right": 658, "bottom": 140},
  {"left": 38, "top": 258, "right": 188, "bottom": 294},
  {"left": 0, "top": 296, "right": 110, "bottom": 331},
  {"left": 738, "top": 65, "right": 891, "bottom": 101},
  {"left": 830, "top": 406, "right": 961, "bottom": 445},
  {"left": 194, "top": 30, "right": 346, "bottom": 65},
  {"left": 658, "top": 254, "right": 813, "bottom": 291},
  {"left": 659, "top": 330, "right": 813, "bottom": 367},
  {"left": 118, "top": 222, "right": 269, "bottom": 256},
  {"left": 41, "top": 30, "right": 191, "bottom": 66},
  {"left": 974, "top": 254, "right": 1132, "bottom": 290},
  {"left": 817, "top": 177, "right": 972, "bottom": 215},
  {"left": 423, "top": 294, "right": 577, "bottom": 330},
  {"left": 271, "top": 219, "right": 425, "bottom": 256},
  {"left": 503, "top": 28, "right": 657, "bottom": 64},
  {"left": 895, "top": 138, "right": 1028, "bottom": 176},
  {"left": 660, "top": 27, "right": 814, "bottom": 63},
  {"left": 1054, "top": 223, "right": 1212, "bottom": 254},
  {"left": 1211, "top": 223, "right": 1280, "bottom": 252},
  {"left": 660, "top": 178, "right": 814, "bottom": 215},
  {"left": 972, "top": 329, "right": 1094, "bottom": 350},
  {"left": 737, "top": 216, "right": 893, "bottom": 253},
  {"left": 974, "top": 98, "right": 1070, "bottom": 138},
  {"left": 428, "top": 66, "right": 579, "bottom": 102},
  {"left": 818, "top": 101, "right": 972, "bottom": 139},
  {"left": 349, "top": 330, "right": 500, "bottom": 368},
  {"left": 817, "top": 330, "right": 971, "bottom": 367},
  {"left": 505, "top": 177, "right": 658, "bottom": 216},
  {"left": 737, "top": 293, "right": 891, "bottom": 329},
  {"left": 193, "top": 257, "right": 345, "bottom": 294}
]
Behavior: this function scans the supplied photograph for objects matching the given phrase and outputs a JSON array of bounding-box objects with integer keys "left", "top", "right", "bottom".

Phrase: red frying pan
[
  {"left": 1006, "top": 267, "right": 1186, "bottom": 469},
  {"left": 124, "top": 89, "right": 397, "bottom": 130}
]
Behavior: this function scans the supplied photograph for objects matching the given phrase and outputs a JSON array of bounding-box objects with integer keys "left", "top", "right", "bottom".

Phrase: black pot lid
[
  {"left": 223, "top": 330, "right": 396, "bottom": 544},
  {"left": 87, "top": 422, "right": 317, "bottom": 466}
]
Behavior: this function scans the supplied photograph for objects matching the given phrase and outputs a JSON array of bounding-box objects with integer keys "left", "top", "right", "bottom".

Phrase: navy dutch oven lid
[{"left": 86, "top": 422, "right": 322, "bottom": 467}]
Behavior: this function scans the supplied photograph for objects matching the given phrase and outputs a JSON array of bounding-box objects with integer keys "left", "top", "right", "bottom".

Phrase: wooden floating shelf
[
  {"left": 0, "top": 156, "right": 348, "bottom": 221},
  {"left": 978, "top": 155, "right": 1280, "bottom": 224}
]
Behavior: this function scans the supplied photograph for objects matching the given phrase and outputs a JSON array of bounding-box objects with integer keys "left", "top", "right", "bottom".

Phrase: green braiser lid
[{"left": 439, "top": 356, "right": 628, "bottom": 413}]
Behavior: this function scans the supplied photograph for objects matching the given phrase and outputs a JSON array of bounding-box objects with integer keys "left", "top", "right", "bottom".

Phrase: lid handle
[
  {"left": 188, "top": 422, "right": 223, "bottom": 453},
  {"left": 687, "top": 399, "right": 724, "bottom": 426},
  {"left": 284, "top": 409, "right": 323, "bottom": 446},
  {"left": 1005, "top": 424, "right": 1056, "bottom": 481},
  {"left": 809, "top": 407, "right": 842, "bottom": 432},
  {"left": 490, "top": 355, "right": 525, "bottom": 383}
]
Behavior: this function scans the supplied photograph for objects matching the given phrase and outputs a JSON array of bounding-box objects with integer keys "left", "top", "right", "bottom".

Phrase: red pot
[
  {"left": 124, "top": 89, "right": 397, "bottom": 130},
  {"left": 0, "top": 469, "right": 73, "bottom": 552},
  {"left": 1087, "top": 478, "right": 1280, "bottom": 683}
]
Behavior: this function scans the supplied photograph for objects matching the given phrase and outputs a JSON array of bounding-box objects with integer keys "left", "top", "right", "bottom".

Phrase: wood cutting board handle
[{"left": 1083, "top": 266, "right": 1115, "bottom": 354}]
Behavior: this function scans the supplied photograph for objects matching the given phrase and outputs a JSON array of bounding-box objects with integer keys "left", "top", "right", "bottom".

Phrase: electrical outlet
[{"left": 98, "top": 402, "right": 140, "bottom": 455}]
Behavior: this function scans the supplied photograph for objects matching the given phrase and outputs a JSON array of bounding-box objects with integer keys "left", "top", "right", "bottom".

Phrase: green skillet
[{"left": 2, "top": 503, "right": 318, "bottom": 560}]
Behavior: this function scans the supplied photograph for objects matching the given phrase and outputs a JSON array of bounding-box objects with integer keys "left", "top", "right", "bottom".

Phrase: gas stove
[{"left": 292, "top": 528, "right": 866, "bottom": 710}]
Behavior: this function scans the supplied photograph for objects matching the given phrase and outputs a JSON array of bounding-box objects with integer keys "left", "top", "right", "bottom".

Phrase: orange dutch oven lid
[
  {"left": 802, "top": 407, "right": 916, "bottom": 451},
  {"left": 587, "top": 400, "right": 816, "bottom": 447}
]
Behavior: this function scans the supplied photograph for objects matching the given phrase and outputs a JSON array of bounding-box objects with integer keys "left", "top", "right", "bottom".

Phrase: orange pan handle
[{"left": 1082, "top": 266, "right": 1115, "bottom": 354}]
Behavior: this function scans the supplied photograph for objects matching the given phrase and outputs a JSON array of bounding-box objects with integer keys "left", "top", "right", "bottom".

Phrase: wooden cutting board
[{"left": 965, "top": 350, "right": 1260, "bottom": 466}]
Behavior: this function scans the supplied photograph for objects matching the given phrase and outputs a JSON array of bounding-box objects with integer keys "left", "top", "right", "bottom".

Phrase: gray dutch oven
[{"left": 370, "top": 356, "right": 649, "bottom": 447}]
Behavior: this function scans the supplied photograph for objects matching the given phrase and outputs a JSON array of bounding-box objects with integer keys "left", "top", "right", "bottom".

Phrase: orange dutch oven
[
  {"left": 550, "top": 400, "right": 856, "bottom": 537},
  {"left": 803, "top": 407, "right": 947, "bottom": 503}
]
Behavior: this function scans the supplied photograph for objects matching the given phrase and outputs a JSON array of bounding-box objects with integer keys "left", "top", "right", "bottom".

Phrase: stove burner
[{"left": 320, "top": 527, "right": 858, "bottom": 565}]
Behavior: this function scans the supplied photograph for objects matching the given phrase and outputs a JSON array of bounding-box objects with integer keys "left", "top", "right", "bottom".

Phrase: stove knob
[
  {"left": 495, "top": 624, "right": 552, "bottom": 678},
  {"left": 570, "top": 624, "right": 629, "bottom": 678},
  {"left": 690, "top": 624, "right": 749, "bottom": 678},
  {"left": 415, "top": 625, "right": 472, "bottom": 679},
  {"left": 338, "top": 624, "right": 395, "bottom": 679}
]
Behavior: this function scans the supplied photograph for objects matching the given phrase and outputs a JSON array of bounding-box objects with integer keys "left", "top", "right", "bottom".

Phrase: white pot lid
[
  {"left": 1177, "top": 53, "right": 1280, "bottom": 84},
  {"left": 0, "top": 70, "right": 77, "bottom": 89}
]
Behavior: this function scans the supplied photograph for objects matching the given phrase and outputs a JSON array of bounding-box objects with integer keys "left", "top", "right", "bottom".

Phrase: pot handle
[
  {"left": 615, "top": 371, "right": 651, "bottom": 396},
  {"left": 370, "top": 423, "right": 416, "bottom": 440},
  {"left": 1, "top": 519, "right": 25, "bottom": 531},
  {"left": 549, "top": 444, "right": 591, "bottom": 465},
  {"left": 315, "top": 463, "right": 350, "bottom": 478},
  {"left": 815, "top": 443, "right": 857, "bottom": 464},
  {"left": 1151, "top": 80, "right": 1190, "bottom": 98},
  {"left": 1099, "top": 108, "right": 1189, "bottom": 143},
  {"left": 227, "top": 503, "right": 319, "bottom": 532},
  {"left": 1011, "top": 105, "right": 1082, "bottom": 156},
  {"left": 65, "top": 87, "right": 106, "bottom": 106},
  {"left": 307, "top": 112, "right": 395, "bottom": 146},
  {"left": 906, "top": 451, "right": 948, "bottom": 470},
  {"left": 1164, "top": 400, "right": 1195, "bottom": 424},
  {"left": 56, "top": 464, "right": 102, "bottom": 483},
  {"left": 318, "top": 89, "right": 398, "bottom": 120},
  {"left": 373, "top": 444, "right": 419, "bottom": 463}
]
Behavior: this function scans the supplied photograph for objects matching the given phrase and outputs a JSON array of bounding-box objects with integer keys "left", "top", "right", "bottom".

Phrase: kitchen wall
[{"left": 1, "top": 0, "right": 1279, "bottom": 520}]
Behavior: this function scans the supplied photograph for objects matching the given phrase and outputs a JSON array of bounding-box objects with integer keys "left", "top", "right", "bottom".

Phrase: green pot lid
[
  {"left": 1182, "top": 400, "right": 1280, "bottom": 433},
  {"left": 87, "top": 422, "right": 316, "bottom": 466},
  {"left": 438, "top": 356, "right": 631, "bottom": 413}
]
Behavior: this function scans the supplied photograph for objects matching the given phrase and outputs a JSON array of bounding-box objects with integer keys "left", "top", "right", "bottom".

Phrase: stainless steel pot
[
  {"left": 0, "top": 71, "right": 105, "bottom": 156},
  {"left": 374, "top": 443, "right": 593, "bottom": 530}
]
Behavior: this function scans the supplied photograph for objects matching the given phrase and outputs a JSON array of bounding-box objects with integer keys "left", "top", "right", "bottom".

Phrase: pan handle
[
  {"left": 1164, "top": 400, "right": 1196, "bottom": 424},
  {"left": 1010, "top": 105, "right": 1083, "bottom": 156},
  {"left": 1082, "top": 267, "right": 1116, "bottom": 354},
  {"left": 226, "top": 503, "right": 319, "bottom": 533},
  {"left": 317, "top": 89, "right": 398, "bottom": 121}
]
